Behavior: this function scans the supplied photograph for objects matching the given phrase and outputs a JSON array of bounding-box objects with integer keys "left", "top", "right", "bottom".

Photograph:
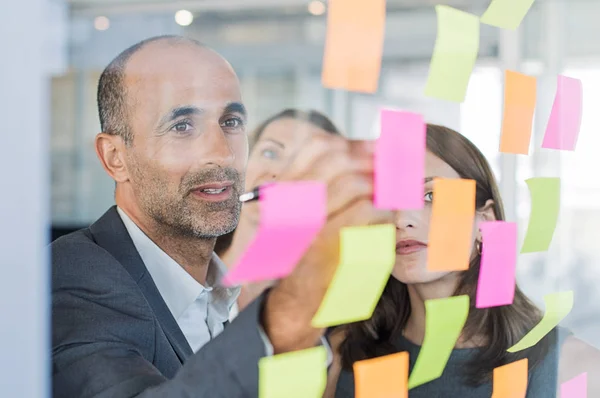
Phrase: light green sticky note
[
  {"left": 424, "top": 5, "right": 480, "bottom": 103},
  {"left": 480, "top": 0, "right": 536, "bottom": 30},
  {"left": 258, "top": 346, "right": 327, "bottom": 398},
  {"left": 311, "top": 224, "right": 395, "bottom": 328},
  {"left": 408, "top": 295, "right": 469, "bottom": 389},
  {"left": 521, "top": 177, "right": 561, "bottom": 253},
  {"left": 508, "top": 291, "right": 573, "bottom": 353}
]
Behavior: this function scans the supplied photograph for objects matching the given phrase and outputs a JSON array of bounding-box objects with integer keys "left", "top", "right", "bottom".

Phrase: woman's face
[
  {"left": 391, "top": 150, "right": 493, "bottom": 285},
  {"left": 244, "top": 117, "right": 331, "bottom": 191}
]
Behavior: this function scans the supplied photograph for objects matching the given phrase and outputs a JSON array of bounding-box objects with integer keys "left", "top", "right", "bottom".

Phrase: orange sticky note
[
  {"left": 492, "top": 358, "right": 528, "bottom": 398},
  {"left": 354, "top": 352, "right": 408, "bottom": 398},
  {"left": 321, "top": 0, "right": 386, "bottom": 93},
  {"left": 499, "top": 70, "right": 537, "bottom": 154},
  {"left": 427, "top": 178, "right": 476, "bottom": 271}
]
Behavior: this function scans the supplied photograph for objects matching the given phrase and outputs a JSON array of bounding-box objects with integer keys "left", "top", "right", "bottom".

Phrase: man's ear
[
  {"left": 475, "top": 199, "right": 497, "bottom": 241},
  {"left": 95, "top": 133, "right": 129, "bottom": 183}
]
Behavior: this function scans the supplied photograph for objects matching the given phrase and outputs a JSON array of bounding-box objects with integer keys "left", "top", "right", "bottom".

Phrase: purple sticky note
[
  {"left": 561, "top": 372, "right": 587, "bottom": 398},
  {"left": 541, "top": 75, "right": 583, "bottom": 151},
  {"left": 223, "top": 181, "right": 326, "bottom": 286},
  {"left": 375, "top": 110, "right": 426, "bottom": 210},
  {"left": 475, "top": 221, "right": 517, "bottom": 308}
]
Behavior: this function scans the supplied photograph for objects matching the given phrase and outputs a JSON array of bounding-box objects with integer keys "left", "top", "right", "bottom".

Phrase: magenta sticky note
[
  {"left": 561, "top": 372, "right": 587, "bottom": 398},
  {"left": 541, "top": 75, "right": 583, "bottom": 151},
  {"left": 475, "top": 221, "right": 517, "bottom": 308},
  {"left": 223, "top": 181, "right": 326, "bottom": 286},
  {"left": 375, "top": 110, "right": 426, "bottom": 210}
]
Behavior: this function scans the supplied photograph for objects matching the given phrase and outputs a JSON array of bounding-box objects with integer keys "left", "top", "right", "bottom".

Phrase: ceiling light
[
  {"left": 308, "top": 0, "right": 326, "bottom": 16},
  {"left": 94, "top": 16, "right": 110, "bottom": 31},
  {"left": 175, "top": 10, "right": 194, "bottom": 27}
]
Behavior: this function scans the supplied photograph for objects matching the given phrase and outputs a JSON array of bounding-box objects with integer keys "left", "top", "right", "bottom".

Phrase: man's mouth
[{"left": 191, "top": 182, "right": 234, "bottom": 202}]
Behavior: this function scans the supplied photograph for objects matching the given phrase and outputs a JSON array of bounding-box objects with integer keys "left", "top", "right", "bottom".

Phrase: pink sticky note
[
  {"left": 223, "top": 182, "right": 326, "bottom": 285},
  {"left": 375, "top": 110, "right": 426, "bottom": 210},
  {"left": 541, "top": 75, "right": 583, "bottom": 151},
  {"left": 475, "top": 221, "right": 517, "bottom": 308},
  {"left": 561, "top": 372, "right": 587, "bottom": 398}
]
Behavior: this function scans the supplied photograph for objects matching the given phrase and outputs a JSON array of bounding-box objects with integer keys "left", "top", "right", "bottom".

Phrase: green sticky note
[
  {"left": 508, "top": 291, "right": 573, "bottom": 353},
  {"left": 311, "top": 224, "right": 395, "bottom": 328},
  {"left": 258, "top": 346, "right": 327, "bottom": 398},
  {"left": 521, "top": 177, "right": 561, "bottom": 253},
  {"left": 408, "top": 295, "right": 469, "bottom": 389},
  {"left": 480, "top": 0, "right": 536, "bottom": 30},
  {"left": 424, "top": 5, "right": 480, "bottom": 103}
]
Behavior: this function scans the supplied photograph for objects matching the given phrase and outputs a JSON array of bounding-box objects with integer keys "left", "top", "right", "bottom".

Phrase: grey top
[{"left": 335, "top": 327, "right": 570, "bottom": 398}]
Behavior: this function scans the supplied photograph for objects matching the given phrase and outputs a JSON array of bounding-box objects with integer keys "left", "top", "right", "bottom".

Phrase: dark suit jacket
[{"left": 52, "top": 206, "right": 266, "bottom": 397}]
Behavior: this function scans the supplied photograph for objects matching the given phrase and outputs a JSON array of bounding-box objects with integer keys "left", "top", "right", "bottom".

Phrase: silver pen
[{"left": 239, "top": 186, "right": 261, "bottom": 203}]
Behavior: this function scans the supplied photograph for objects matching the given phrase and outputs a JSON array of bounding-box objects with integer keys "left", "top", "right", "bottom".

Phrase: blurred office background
[{"left": 42, "top": 0, "right": 600, "bottom": 356}]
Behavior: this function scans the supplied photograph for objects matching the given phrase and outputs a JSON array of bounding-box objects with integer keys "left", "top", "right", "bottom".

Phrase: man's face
[{"left": 122, "top": 42, "right": 248, "bottom": 238}]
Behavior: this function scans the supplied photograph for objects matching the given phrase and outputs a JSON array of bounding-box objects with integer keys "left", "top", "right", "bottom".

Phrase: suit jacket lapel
[{"left": 88, "top": 206, "right": 193, "bottom": 363}]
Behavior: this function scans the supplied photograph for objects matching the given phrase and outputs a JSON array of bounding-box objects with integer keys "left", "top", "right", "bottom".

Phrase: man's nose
[{"left": 198, "top": 126, "right": 235, "bottom": 168}]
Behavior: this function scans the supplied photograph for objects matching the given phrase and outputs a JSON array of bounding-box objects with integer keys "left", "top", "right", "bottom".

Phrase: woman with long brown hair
[{"left": 327, "top": 124, "right": 600, "bottom": 396}]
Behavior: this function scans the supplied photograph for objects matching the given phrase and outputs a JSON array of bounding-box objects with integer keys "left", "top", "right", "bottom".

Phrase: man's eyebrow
[
  {"left": 224, "top": 102, "right": 247, "bottom": 118},
  {"left": 158, "top": 105, "right": 203, "bottom": 128}
]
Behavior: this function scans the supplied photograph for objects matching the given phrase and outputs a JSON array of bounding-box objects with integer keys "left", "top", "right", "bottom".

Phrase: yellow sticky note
[
  {"left": 354, "top": 352, "right": 409, "bottom": 398},
  {"left": 427, "top": 178, "right": 476, "bottom": 272},
  {"left": 508, "top": 291, "right": 573, "bottom": 353},
  {"left": 408, "top": 295, "right": 469, "bottom": 389},
  {"left": 424, "top": 6, "right": 480, "bottom": 103},
  {"left": 480, "top": 0, "right": 536, "bottom": 30},
  {"left": 492, "top": 359, "right": 528, "bottom": 398},
  {"left": 321, "top": 0, "right": 386, "bottom": 93},
  {"left": 259, "top": 346, "right": 327, "bottom": 398},
  {"left": 311, "top": 224, "right": 395, "bottom": 328}
]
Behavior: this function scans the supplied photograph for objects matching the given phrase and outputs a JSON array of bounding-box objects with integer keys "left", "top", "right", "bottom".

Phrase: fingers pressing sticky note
[
  {"left": 354, "top": 352, "right": 409, "bottom": 398},
  {"left": 508, "top": 291, "right": 574, "bottom": 353},
  {"left": 259, "top": 346, "right": 327, "bottom": 398},
  {"left": 476, "top": 221, "right": 518, "bottom": 308},
  {"left": 223, "top": 182, "right": 326, "bottom": 285},
  {"left": 321, "top": 0, "right": 386, "bottom": 93},
  {"left": 561, "top": 372, "right": 587, "bottom": 398},
  {"left": 427, "top": 179, "right": 476, "bottom": 272},
  {"left": 521, "top": 177, "right": 560, "bottom": 254},
  {"left": 408, "top": 295, "right": 469, "bottom": 389},
  {"left": 542, "top": 75, "right": 583, "bottom": 151},
  {"left": 375, "top": 110, "right": 426, "bottom": 210},
  {"left": 499, "top": 70, "right": 537, "bottom": 155},
  {"left": 491, "top": 359, "right": 528, "bottom": 398},
  {"left": 312, "top": 224, "right": 395, "bottom": 328},
  {"left": 480, "top": 0, "right": 536, "bottom": 30},
  {"left": 424, "top": 6, "right": 480, "bottom": 102}
]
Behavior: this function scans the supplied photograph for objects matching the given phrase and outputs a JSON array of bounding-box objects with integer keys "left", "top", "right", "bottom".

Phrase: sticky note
[
  {"left": 354, "top": 352, "right": 409, "bottom": 398},
  {"left": 258, "top": 346, "right": 327, "bottom": 398},
  {"left": 499, "top": 70, "right": 537, "bottom": 154},
  {"left": 476, "top": 221, "right": 517, "bottom": 308},
  {"left": 427, "top": 179, "right": 476, "bottom": 272},
  {"left": 480, "top": 0, "right": 536, "bottom": 30},
  {"left": 312, "top": 224, "right": 395, "bottom": 328},
  {"left": 321, "top": 0, "right": 386, "bottom": 93},
  {"left": 561, "top": 372, "right": 587, "bottom": 398},
  {"left": 223, "top": 182, "right": 326, "bottom": 285},
  {"left": 508, "top": 290, "right": 573, "bottom": 353},
  {"left": 541, "top": 75, "right": 583, "bottom": 151},
  {"left": 424, "top": 6, "right": 480, "bottom": 102},
  {"left": 375, "top": 110, "right": 426, "bottom": 210},
  {"left": 491, "top": 359, "right": 528, "bottom": 398},
  {"left": 408, "top": 295, "right": 469, "bottom": 389},
  {"left": 521, "top": 177, "right": 560, "bottom": 253}
]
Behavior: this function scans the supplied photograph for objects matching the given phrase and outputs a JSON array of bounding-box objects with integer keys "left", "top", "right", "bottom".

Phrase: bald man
[{"left": 52, "top": 35, "right": 389, "bottom": 397}]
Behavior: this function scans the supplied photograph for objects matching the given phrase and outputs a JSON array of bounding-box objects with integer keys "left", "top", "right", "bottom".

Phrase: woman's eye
[
  {"left": 261, "top": 149, "right": 278, "bottom": 160},
  {"left": 424, "top": 192, "right": 433, "bottom": 202},
  {"left": 172, "top": 121, "right": 192, "bottom": 133},
  {"left": 221, "top": 117, "right": 244, "bottom": 129}
]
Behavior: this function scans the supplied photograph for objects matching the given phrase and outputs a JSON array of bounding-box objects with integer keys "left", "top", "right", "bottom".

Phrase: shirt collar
[{"left": 117, "top": 207, "right": 240, "bottom": 321}]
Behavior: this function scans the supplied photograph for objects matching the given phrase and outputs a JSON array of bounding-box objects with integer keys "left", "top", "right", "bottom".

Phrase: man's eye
[
  {"left": 221, "top": 118, "right": 244, "bottom": 129},
  {"left": 172, "top": 121, "right": 192, "bottom": 133}
]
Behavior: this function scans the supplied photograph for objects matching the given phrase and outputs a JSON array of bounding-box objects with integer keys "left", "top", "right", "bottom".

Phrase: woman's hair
[
  {"left": 214, "top": 108, "right": 341, "bottom": 256},
  {"left": 339, "top": 124, "right": 553, "bottom": 385}
]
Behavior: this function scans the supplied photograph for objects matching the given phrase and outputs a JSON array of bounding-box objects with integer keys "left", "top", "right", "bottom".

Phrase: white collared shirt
[{"left": 117, "top": 207, "right": 239, "bottom": 353}]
